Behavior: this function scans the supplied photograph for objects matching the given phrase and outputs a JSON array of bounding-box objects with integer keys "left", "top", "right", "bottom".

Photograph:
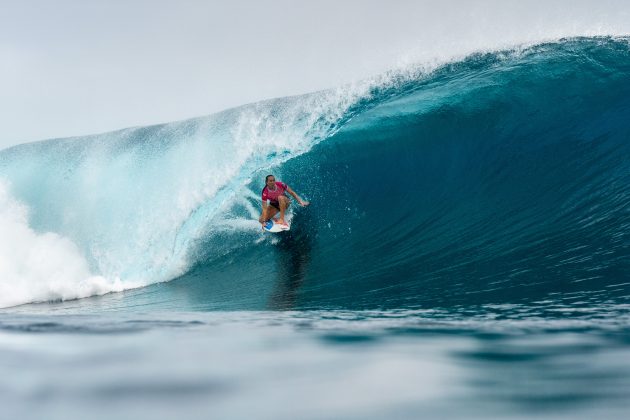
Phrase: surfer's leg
[
  {"left": 260, "top": 206, "right": 279, "bottom": 223},
  {"left": 267, "top": 207, "right": 279, "bottom": 221},
  {"left": 277, "top": 196, "right": 289, "bottom": 225}
]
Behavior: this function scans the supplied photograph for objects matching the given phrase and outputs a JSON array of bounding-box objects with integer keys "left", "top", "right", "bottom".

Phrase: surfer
[{"left": 259, "top": 175, "right": 309, "bottom": 226}]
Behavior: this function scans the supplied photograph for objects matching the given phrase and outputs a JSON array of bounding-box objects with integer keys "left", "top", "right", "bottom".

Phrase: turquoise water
[{"left": 1, "top": 37, "right": 630, "bottom": 418}]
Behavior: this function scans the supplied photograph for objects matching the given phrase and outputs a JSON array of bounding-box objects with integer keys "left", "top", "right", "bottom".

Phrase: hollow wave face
[{"left": 1, "top": 37, "right": 629, "bottom": 309}]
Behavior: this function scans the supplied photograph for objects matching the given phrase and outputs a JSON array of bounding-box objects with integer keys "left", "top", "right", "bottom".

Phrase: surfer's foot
[{"left": 277, "top": 219, "right": 287, "bottom": 226}]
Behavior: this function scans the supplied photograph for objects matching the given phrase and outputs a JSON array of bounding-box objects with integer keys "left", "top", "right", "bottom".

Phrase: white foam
[{"left": 0, "top": 180, "right": 126, "bottom": 308}]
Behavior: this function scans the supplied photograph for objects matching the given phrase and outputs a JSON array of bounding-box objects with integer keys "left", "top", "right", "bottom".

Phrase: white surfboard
[{"left": 263, "top": 219, "right": 290, "bottom": 233}]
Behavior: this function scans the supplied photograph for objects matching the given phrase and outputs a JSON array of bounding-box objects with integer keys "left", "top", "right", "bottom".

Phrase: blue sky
[{"left": 1, "top": 0, "right": 629, "bottom": 149}]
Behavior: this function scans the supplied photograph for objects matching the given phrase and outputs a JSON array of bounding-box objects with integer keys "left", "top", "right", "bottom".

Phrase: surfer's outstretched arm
[{"left": 286, "top": 186, "right": 309, "bottom": 207}]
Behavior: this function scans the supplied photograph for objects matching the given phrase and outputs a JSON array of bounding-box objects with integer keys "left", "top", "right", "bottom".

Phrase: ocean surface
[{"left": 1, "top": 37, "right": 630, "bottom": 419}]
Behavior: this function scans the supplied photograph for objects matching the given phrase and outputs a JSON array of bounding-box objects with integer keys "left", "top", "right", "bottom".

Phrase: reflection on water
[{"left": 268, "top": 216, "right": 314, "bottom": 309}]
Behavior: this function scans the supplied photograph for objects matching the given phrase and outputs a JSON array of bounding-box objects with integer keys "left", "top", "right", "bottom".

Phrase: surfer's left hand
[{"left": 300, "top": 200, "right": 310, "bottom": 207}]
